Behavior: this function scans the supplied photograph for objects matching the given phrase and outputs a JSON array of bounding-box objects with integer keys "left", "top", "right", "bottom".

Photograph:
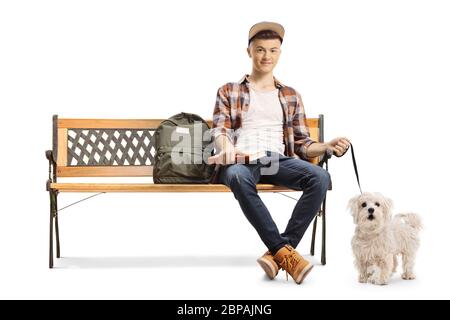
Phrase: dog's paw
[
  {"left": 402, "top": 273, "right": 416, "bottom": 280},
  {"left": 358, "top": 275, "right": 368, "bottom": 283},
  {"left": 369, "top": 278, "right": 388, "bottom": 285},
  {"left": 368, "top": 273, "right": 389, "bottom": 285}
]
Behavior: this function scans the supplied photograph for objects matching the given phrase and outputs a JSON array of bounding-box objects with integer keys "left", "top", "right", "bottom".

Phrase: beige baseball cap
[{"left": 248, "top": 21, "right": 285, "bottom": 43}]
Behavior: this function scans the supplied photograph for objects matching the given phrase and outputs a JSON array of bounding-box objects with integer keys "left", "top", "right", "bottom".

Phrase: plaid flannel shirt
[{"left": 212, "top": 74, "right": 316, "bottom": 160}]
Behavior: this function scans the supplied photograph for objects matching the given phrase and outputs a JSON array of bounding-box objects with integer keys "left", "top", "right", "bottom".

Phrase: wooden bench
[{"left": 46, "top": 115, "right": 330, "bottom": 268}]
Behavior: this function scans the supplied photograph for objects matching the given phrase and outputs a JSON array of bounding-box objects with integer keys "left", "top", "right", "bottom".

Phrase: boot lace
[{"left": 280, "top": 252, "right": 301, "bottom": 281}]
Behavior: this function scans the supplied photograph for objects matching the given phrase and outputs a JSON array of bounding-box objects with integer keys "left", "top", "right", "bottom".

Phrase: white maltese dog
[{"left": 348, "top": 192, "right": 422, "bottom": 285}]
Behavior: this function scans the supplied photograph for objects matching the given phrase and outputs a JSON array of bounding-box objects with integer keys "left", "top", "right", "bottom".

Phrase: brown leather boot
[
  {"left": 257, "top": 251, "right": 279, "bottom": 280},
  {"left": 273, "top": 245, "right": 313, "bottom": 284}
]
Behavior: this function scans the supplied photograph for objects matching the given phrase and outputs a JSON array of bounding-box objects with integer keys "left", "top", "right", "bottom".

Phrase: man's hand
[
  {"left": 209, "top": 134, "right": 237, "bottom": 165},
  {"left": 207, "top": 148, "right": 236, "bottom": 165},
  {"left": 326, "top": 137, "right": 351, "bottom": 157}
]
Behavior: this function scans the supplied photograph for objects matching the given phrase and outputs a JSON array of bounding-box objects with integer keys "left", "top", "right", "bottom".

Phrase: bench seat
[{"left": 50, "top": 183, "right": 297, "bottom": 193}]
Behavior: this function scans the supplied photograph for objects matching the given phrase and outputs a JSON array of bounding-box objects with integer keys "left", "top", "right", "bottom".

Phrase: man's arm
[
  {"left": 292, "top": 91, "right": 316, "bottom": 159},
  {"left": 305, "top": 137, "right": 351, "bottom": 158},
  {"left": 208, "top": 85, "right": 236, "bottom": 165}
]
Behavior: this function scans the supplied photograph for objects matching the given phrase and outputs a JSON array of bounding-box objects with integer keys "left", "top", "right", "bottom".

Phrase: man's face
[{"left": 247, "top": 38, "right": 281, "bottom": 73}]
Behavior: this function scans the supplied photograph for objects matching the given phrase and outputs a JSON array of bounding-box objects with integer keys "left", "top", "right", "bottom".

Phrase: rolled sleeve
[
  {"left": 212, "top": 85, "right": 234, "bottom": 143},
  {"left": 298, "top": 140, "right": 316, "bottom": 160},
  {"left": 293, "top": 91, "right": 316, "bottom": 160}
]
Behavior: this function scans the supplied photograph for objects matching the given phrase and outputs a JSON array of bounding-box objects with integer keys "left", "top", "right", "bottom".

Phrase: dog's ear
[
  {"left": 347, "top": 195, "right": 360, "bottom": 223},
  {"left": 377, "top": 193, "right": 393, "bottom": 221}
]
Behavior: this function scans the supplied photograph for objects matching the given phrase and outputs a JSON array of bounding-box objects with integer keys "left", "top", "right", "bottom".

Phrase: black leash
[
  {"left": 349, "top": 143, "right": 363, "bottom": 194},
  {"left": 332, "top": 142, "right": 363, "bottom": 194}
]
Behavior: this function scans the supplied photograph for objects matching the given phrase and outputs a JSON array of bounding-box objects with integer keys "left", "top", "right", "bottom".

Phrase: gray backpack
[{"left": 153, "top": 112, "right": 215, "bottom": 184}]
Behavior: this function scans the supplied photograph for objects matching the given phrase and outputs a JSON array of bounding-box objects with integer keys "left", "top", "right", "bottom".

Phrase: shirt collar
[{"left": 239, "top": 74, "right": 285, "bottom": 88}]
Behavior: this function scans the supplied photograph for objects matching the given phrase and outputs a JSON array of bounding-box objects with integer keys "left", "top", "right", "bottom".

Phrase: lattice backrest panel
[{"left": 67, "top": 129, "right": 155, "bottom": 166}]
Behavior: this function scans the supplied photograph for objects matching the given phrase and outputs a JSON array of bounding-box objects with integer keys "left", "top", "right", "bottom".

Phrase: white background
[{"left": 1, "top": 0, "right": 449, "bottom": 300}]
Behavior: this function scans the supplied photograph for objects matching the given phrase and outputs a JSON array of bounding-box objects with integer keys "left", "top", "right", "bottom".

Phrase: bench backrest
[{"left": 52, "top": 115, "right": 324, "bottom": 177}]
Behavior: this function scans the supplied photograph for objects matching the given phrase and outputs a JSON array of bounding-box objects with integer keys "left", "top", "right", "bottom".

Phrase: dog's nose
[{"left": 368, "top": 208, "right": 374, "bottom": 214}]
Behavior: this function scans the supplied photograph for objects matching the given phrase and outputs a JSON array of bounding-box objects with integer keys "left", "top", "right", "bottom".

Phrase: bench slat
[
  {"left": 50, "top": 183, "right": 297, "bottom": 193},
  {"left": 57, "top": 166, "right": 153, "bottom": 177},
  {"left": 58, "top": 119, "right": 166, "bottom": 129},
  {"left": 58, "top": 119, "right": 319, "bottom": 130}
]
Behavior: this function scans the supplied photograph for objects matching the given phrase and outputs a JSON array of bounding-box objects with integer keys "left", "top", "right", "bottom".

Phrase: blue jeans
[{"left": 220, "top": 152, "right": 331, "bottom": 255}]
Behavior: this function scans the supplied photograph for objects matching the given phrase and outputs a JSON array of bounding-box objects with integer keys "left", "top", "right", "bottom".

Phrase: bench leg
[
  {"left": 321, "top": 196, "right": 327, "bottom": 265},
  {"left": 49, "top": 190, "right": 55, "bottom": 268},
  {"left": 55, "top": 193, "right": 60, "bottom": 259},
  {"left": 310, "top": 216, "right": 318, "bottom": 256},
  {"left": 310, "top": 196, "right": 327, "bottom": 265}
]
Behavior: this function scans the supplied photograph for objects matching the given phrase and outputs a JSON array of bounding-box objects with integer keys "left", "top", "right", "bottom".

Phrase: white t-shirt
[{"left": 235, "top": 86, "right": 285, "bottom": 157}]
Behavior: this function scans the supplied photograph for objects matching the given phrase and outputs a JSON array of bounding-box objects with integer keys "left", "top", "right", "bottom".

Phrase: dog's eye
[
  {"left": 375, "top": 202, "right": 380, "bottom": 207},
  {"left": 361, "top": 202, "right": 367, "bottom": 208}
]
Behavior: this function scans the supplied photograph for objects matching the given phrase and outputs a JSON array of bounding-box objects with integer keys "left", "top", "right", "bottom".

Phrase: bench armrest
[
  {"left": 317, "top": 149, "right": 332, "bottom": 190},
  {"left": 46, "top": 150, "right": 57, "bottom": 188},
  {"left": 318, "top": 149, "right": 332, "bottom": 169}
]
